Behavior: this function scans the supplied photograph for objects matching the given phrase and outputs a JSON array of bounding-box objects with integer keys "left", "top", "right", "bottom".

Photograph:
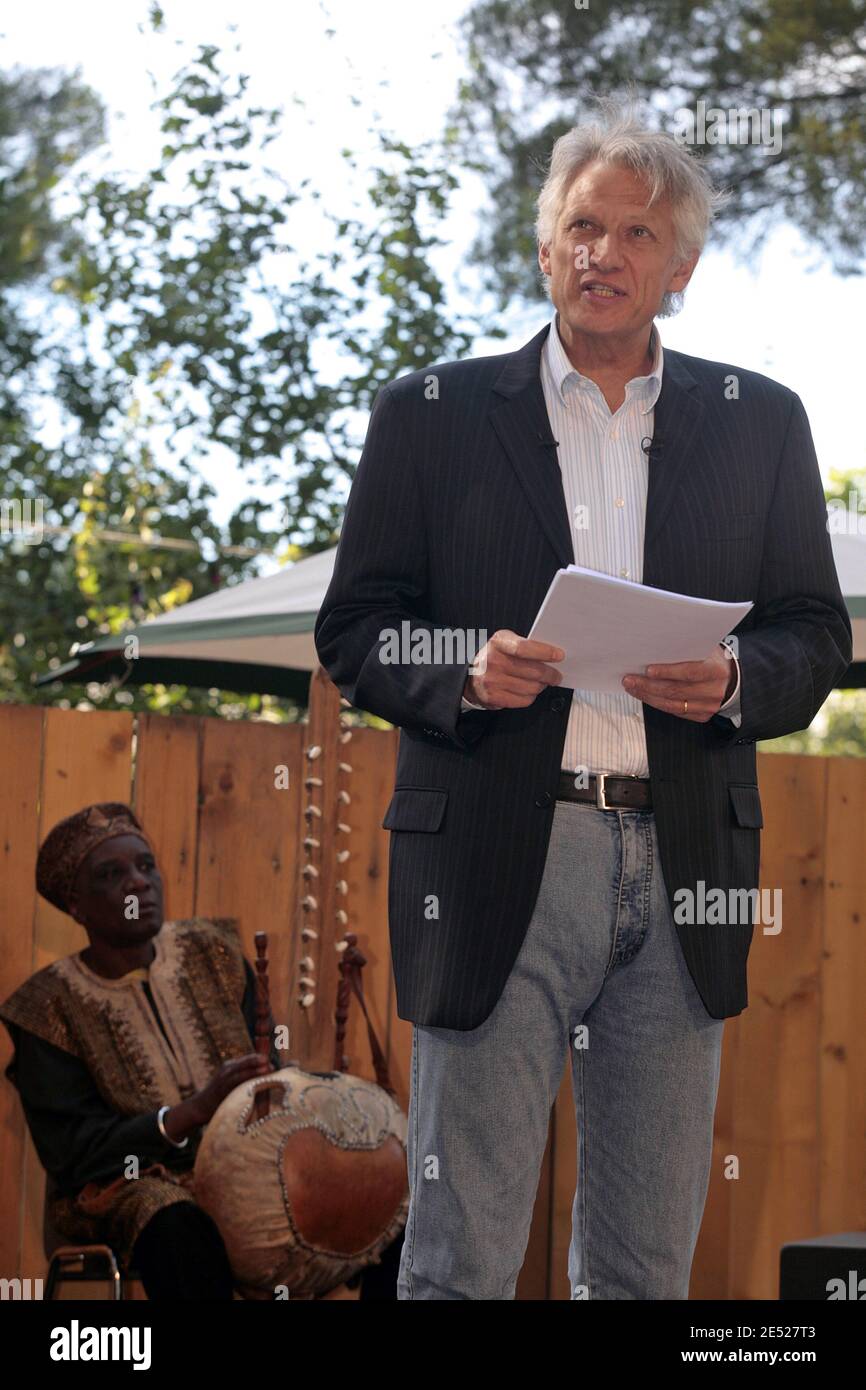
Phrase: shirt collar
[{"left": 543, "top": 312, "right": 664, "bottom": 415}]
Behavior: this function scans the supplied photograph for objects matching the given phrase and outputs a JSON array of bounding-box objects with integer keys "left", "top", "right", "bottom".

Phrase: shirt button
[
  {"left": 534, "top": 792, "right": 552, "bottom": 808},
  {"left": 614, "top": 498, "right": 625, "bottom": 507},
  {"left": 611, "top": 426, "right": 620, "bottom": 440},
  {"left": 620, "top": 568, "right": 630, "bottom": 578}
]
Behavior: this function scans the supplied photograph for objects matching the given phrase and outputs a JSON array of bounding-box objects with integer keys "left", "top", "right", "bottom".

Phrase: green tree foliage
[
  {"left": 762, "top": 463, "right": 865, "bottom": 755},
  {"left": 0, "top": 65, "right": 104, "bottom": 517},
  {"left": 1, "top": 41, "right": 474, "bottom": 715},
  {"left": 450, "top": 0, "right": 866, "bottom": 305},
  {"left": 762, "top": 690, "right": 866, "bottom": 757}
]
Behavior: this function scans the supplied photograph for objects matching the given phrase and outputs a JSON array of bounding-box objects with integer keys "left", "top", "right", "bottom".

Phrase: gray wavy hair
[{"left": 535, "top": 97, "right": 729, "bottom": 317}]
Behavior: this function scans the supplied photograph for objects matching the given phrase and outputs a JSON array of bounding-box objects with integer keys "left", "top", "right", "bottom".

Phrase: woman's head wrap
[{"left": 35, "top": 803, "right": 151, "bottom": 913}]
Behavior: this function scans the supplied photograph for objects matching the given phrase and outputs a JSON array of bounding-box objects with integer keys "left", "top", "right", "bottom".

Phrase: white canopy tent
[
  {"left": 40, "top": 546, "right": 337, "bottom": 701},
  {"left": 39, "top": 534, "right": 866, "bottom": 698}
]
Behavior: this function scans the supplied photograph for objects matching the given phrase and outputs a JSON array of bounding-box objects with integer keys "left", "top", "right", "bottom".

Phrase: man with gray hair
[{"left": 315, "top": 104, "right": 851, "bottom": 1300}]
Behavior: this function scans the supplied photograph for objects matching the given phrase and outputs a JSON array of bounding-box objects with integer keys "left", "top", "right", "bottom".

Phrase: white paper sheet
[{"left": 526, "top": 565, "right": 753, "bottom": 695}]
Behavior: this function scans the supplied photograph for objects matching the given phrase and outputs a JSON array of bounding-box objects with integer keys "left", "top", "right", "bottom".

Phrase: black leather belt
[{"left": 557, "top": 770, "right": 652, "bottom": 811}]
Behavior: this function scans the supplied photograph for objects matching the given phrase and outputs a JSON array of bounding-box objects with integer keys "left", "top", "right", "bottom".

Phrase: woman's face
[{"left": 67, "top": 833, "right": 164, "bottom": 945}]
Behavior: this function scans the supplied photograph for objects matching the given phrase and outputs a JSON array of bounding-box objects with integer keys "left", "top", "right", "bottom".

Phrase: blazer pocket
[
  {"left": 382, "top": 786, "right": 449, "bottom": 832},
  {"left": 700, "top": 513, "right": 758, "bottom": 541},
  {"left": 728, "top": 783, "right": 763, "bottom": 828}
]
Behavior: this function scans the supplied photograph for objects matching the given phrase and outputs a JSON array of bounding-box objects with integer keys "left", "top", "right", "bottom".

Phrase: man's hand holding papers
[
  {"left": 622, "top": 644, "right": 738, "bottom": 722},
  {"left": 464, "top": 631, "right": 565, "bottom": 710}
]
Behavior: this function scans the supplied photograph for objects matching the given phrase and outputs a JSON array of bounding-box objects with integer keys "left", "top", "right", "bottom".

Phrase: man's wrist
[
  {"left": 462, "top": 673, "right": 485, "bottom": 709},
  {"left": 160, "top": 1098, "right": 204, "bottom": 1143},
  {"left": 463, "top": 676, "right": 502, "bottom": 712}
]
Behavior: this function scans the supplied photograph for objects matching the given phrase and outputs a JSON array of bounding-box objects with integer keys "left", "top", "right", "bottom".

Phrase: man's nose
[
  {"left": 127, "top": 866, "right": 152, "bottom": 892},
  {"left": 589, "top": 235, "right": 624, "bottom": 269}
]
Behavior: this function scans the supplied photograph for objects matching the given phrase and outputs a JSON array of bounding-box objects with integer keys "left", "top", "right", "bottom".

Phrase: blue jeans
[{"left": 397, "top": 799, "right": 725, "bottom": 1300}]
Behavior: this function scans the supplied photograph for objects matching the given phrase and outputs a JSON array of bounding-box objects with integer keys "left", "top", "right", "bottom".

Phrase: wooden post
[
  {"left": 289, "top": 666, "right": 344, "bottom": 1070},
  {"left": 252, "top": 930, "right": 271, "bottom": 1120}
]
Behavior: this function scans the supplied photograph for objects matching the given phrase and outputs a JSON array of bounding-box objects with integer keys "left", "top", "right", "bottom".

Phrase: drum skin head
[
  {"left": 280, "top": 1126, "right": 407, "bottom": 1253},
  {"left": 193, "top": 1067, "right": 409, "bottom": 1298}
]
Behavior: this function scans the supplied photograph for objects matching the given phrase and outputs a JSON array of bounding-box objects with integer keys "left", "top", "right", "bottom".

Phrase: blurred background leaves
[{"left": 1, "top": 0, "right": 863, "bottom": 750}]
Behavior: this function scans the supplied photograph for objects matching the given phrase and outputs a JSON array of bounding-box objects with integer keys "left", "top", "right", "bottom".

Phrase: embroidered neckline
[{"left": 73, "top": 928, "right": 165, "bottom": 989}]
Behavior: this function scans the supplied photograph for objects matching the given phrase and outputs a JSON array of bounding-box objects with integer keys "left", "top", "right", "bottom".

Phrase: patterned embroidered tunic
[{"left": 0, "top": 918, "right": 269, "bottom": 1268}]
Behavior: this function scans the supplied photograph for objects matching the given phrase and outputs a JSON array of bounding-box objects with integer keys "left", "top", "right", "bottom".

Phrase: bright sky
[{"left": 3, "top": 0, "right": 864, "bottom": 562}]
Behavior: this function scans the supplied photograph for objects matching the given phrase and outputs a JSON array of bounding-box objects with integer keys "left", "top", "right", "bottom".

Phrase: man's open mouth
[{"left": 581, "top": 282, "right": 626, "bottom": 298}]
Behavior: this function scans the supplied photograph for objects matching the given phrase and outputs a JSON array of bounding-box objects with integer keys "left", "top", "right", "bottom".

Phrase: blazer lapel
[
  {"left": 642, "top": 352, "right": 705, "bottom": 571},
  {"left": 489, "top": 324, "right": 575, "bottom": 571}
]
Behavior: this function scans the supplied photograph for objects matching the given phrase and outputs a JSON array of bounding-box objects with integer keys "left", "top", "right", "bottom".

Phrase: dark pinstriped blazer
[{"left": 314, "top": 323, "right": 852, "bottom": 1027}]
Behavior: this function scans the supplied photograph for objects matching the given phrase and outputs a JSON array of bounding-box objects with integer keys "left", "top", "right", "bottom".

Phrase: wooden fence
[{"left": 0, "top": 684, "right": 863, "bottom": 1299}]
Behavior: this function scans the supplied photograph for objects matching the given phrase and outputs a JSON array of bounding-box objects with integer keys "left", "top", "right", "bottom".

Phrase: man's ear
[
  {"left": 538, "top": 241, "right": 551, "bottom": 277},
  {"left": 668, "top": 249, "right": 700, "bottom": 294}
]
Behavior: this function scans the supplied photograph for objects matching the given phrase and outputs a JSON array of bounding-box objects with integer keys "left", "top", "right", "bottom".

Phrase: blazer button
[
  {"left": 550, "top": 696, "right": 566, "bottom": 713},
  {"left": 535, "top": 791, "right": 552, "bottom": 808}
]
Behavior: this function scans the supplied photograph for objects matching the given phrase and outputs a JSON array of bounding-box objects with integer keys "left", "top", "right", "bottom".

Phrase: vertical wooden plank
[
  {"left": 370, "top": 728, "right": 414, "bottom": 1107},
  {"left": 820, "top": 758, "right": 866, "bottom": 1233},
  {"left": 134, "top": 713, "right": 202, "bottom": 922},
  {"left": 336, "top": 723, "right": 398, "bottom": 1091},
  {"left": 727, "top": 753, "right": 825, "bottom": 1298},
  {"left": 34, "top": 709, "right": 135, "bottom": 968},
  {"left": 284, "top": 670, "right": 342, "bottom": 1071},
  {"left": 0, "top": 706, "right": 44, "bottom": 1282},
  {"left": 195, "top": 716, "right": 303, "bottom": 1051},
  {"left": 691, "top": 1018, "right": 738, "bottom": 1298},
  {"left": 22, "top": 707, "right": 134, "bottom": 1280}
]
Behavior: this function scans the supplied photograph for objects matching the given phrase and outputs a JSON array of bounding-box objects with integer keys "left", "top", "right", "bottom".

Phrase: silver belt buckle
[{"left": 595, "top": 773, "right": 612, "bottom": 810}]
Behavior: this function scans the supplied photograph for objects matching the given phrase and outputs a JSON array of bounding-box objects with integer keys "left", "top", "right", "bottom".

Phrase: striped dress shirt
[{"left": 463, "top": 312, "right": 741, "bottom": 774}]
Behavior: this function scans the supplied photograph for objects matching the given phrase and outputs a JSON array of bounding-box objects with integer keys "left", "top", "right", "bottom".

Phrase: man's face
[
  {"left": 67, "top": 834, "right": 164, "bottom": 945},
  {"left": 538, "top": 160, "right": 699, "bottom": 347}
]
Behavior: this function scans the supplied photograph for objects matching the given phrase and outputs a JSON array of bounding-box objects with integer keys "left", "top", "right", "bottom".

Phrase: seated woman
[{"left": 0, "top": 801, "right": 402, "bottom": 1301}]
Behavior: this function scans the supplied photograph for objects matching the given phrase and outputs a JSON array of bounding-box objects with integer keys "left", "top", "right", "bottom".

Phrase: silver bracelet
[{"left": 157, "top": 1104, "right": 189, "bottom": 1149}]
